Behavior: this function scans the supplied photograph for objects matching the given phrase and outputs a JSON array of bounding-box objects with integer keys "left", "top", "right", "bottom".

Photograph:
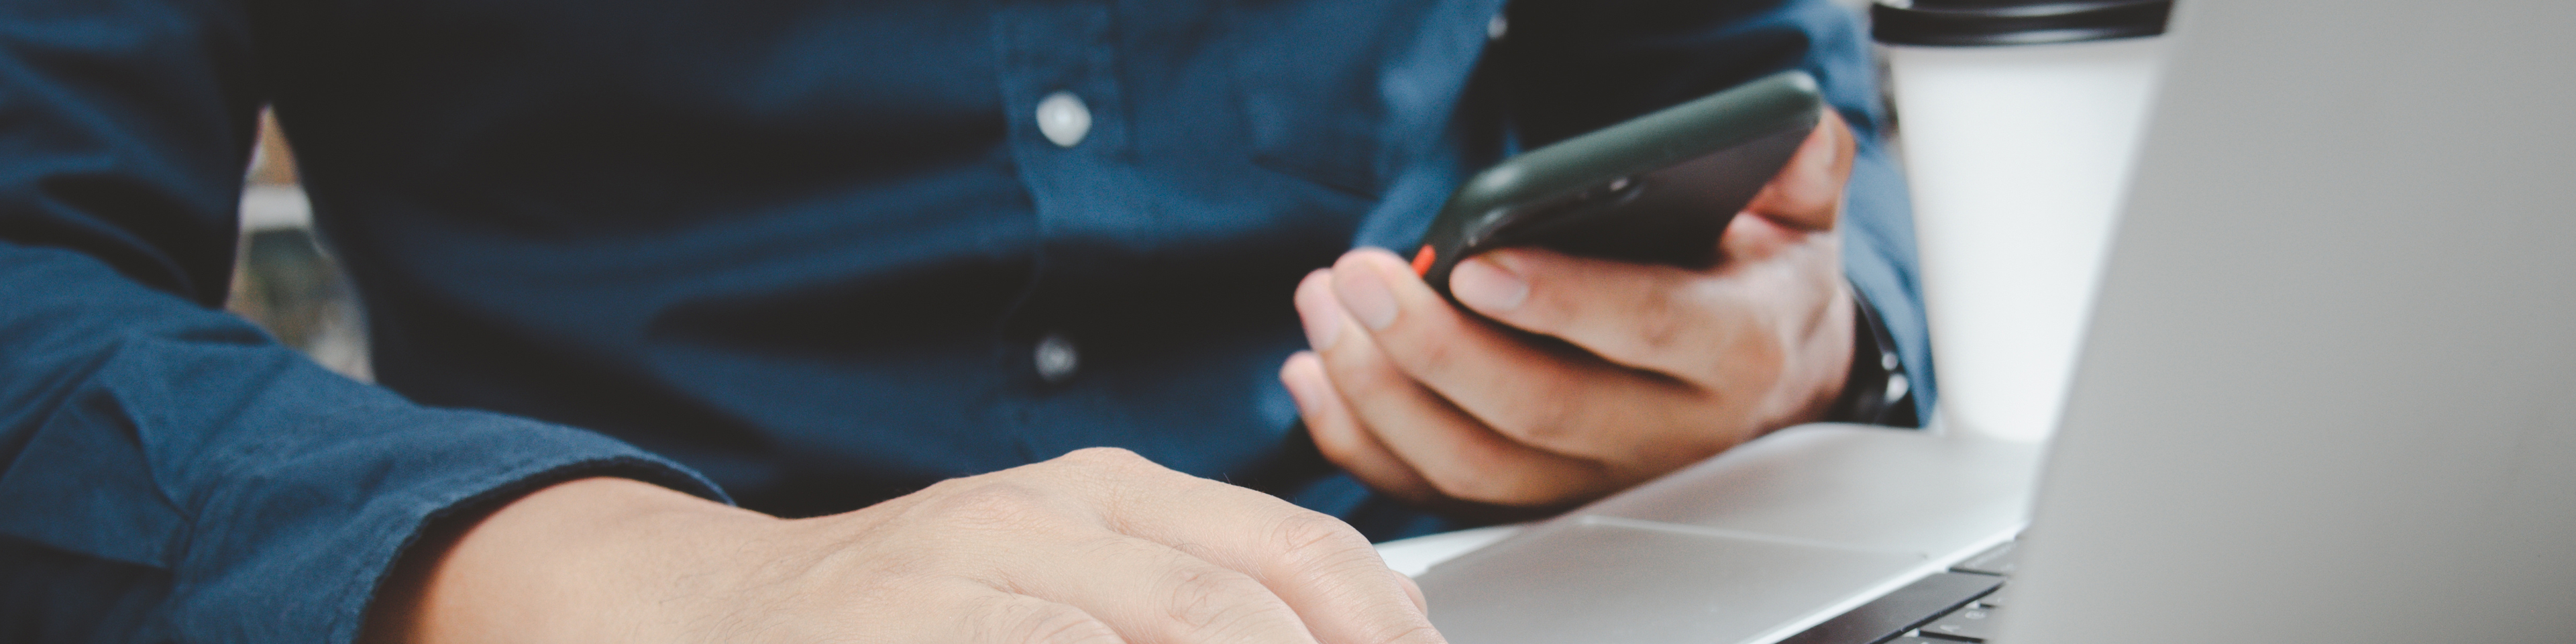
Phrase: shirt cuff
[{"left": 170, "top": 400, "right": 724, "bottom": 643}]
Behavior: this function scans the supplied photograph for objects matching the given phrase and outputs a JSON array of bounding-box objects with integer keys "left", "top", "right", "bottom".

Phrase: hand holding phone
[
  {"left": 1283, "top": 70, "right": 1862, "bottom": 510},
  {"left": 1411, "top": 70, "right": 1825, "bottom": 300}
]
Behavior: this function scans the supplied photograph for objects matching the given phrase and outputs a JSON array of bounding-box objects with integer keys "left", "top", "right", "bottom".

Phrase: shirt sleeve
[
  {"left": 0, "top": 1, "right": 723, "bottom": 641},
  {"left": 1488, "top": 0, "right": 1939, "bottom": 423}
]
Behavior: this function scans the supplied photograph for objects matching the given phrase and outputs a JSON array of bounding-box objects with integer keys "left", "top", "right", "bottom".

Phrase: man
[{"left": 0, "top": 0, "right": 1928, "bottom": 641}]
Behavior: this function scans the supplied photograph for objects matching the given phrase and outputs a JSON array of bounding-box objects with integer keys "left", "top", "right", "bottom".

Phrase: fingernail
[
  {"left": 1279, "top": 352, "right": 1322, "bottom": 415},
  {"left": 1450, "top": 256, "right": 1528, "bottom": 313},
  {"left": 1295, "top": 270, "right": 1344, "bottom": 350},
  {"left": 1334, "top": 262, "right": 1401, "bottom": 331}
]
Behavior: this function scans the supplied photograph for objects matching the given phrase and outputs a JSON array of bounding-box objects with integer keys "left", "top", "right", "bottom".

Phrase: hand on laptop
[
  {"left": 1281, "top": 111, "right": 1858, "bottom": 508},
  {"left": 362, "top": 449, "right": 1442, "bottom": 644}
]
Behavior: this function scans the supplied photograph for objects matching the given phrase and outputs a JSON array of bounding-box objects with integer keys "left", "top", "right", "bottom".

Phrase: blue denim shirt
[{"left": 0, "top": 0, "right": 1930, "bottom": 640}]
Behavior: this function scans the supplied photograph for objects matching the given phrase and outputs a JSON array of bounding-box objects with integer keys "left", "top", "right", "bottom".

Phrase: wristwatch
[{"left": 1824, "top": 287, "right": 1917, "bottom": 427}]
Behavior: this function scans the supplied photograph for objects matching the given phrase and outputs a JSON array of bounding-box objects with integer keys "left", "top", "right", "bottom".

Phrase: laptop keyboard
[{"left": 1778, "top": 539, "right": 2019, "bottom": 644}]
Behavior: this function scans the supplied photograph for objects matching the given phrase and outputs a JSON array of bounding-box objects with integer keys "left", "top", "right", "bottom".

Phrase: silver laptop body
[{"left": 1415, "top": 0, "right": 2576, "bottom": 641}]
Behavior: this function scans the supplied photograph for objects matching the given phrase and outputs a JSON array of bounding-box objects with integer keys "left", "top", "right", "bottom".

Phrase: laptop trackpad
[{"left": 1422, "top": 518, "right": 1923, "bottom": 644}]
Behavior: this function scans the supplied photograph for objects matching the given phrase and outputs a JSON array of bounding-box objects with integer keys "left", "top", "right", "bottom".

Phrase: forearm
[
  {"left": 0, "top": 243, "right": 723, "bottom": 641},
  {"left": 365, "top": 478, "right": 767, "bottom": 644}
]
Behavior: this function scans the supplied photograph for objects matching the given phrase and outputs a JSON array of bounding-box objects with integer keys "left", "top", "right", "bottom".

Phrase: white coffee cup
[{"left": 1873, "top": 0, "right": 2174, "bottom": 442}]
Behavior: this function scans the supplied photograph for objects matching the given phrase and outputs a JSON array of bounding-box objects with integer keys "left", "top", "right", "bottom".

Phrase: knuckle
[
  {"left": 981, "top": 596, "right": 1122, "bottom": 644},
  {"left": 1496, "top": 378, "right": 1582, "bottom": 445},
  {"left": 1625, "top": 293, "right": 1689, "bottom": 356},
  {"left": 1348, "top": 348, "right": 1419, "bottom": 392},
  {"left": 1020, "top": 611, "right": 1122, "bottom": 644},
  {"left": 1268, "top": 512, "right": 1409, "bottom": 598},
  {"left": 1164, "top": 565, "right": 1287, "bottom": 635},
  {"left": 1405, "top": 326, "right": 1458, "bottom": 368},
  {"left": 1270, "top": 511, "right": 1375, "bottom": 572}
]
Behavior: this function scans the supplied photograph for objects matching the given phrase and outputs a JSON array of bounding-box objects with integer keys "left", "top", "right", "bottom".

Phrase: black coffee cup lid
[{"left": 1872, "top": 0, "right": 2172, "bottom": 46}]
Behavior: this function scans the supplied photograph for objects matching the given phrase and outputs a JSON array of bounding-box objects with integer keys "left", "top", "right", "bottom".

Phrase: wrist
[
  {"left": 1786, "top": 283, "right": 1861, "bottom": 427},
  {"left": 365, "top": 477, "right": 767, "bottom": 644}
]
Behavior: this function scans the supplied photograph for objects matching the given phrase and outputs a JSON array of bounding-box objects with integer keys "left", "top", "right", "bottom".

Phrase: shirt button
[
  {"left": 1487, "top": 14, "right": 1508, "bottom": 40},
  {"left": 1034, "top": 333, "right": 1080, "bottom": 383},
  {"left": 1035, "top": 91, "right": 1091, "bottom": 148}
]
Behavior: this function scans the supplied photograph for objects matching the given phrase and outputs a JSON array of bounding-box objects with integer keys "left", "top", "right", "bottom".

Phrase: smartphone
[{"left": 1411, "top": 70, "right": 1825, "bottom": 299}]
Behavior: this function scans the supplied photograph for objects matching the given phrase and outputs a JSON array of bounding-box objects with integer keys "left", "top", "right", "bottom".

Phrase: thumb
[{"left": 1743, "top": 108, "right": 1856, "bottom": 232}]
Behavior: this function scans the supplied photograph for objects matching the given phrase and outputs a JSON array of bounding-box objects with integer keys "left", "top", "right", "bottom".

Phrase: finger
[
  {"left": 1305, "top": 290, "right": 1623, "bottom": 504},
  {"left": 1742, "top": 109, "right": 1856, "bottom": 232},
  {"left": 1281, "top": 350, "right": 1439, "bottom": 504},
  {"left": 1294, "top": 269, "right": 1346, "bottom": 352},
  {"left": 1030, "top": 449, "right": 1447, "bottom": 644},
  {"left": 1448, "top": 246, "right": 1849, "bottom": 389},
  {"left": 986, "top": 528, "right": 1322, "bottom": 644},
  {"left": 1291, "top": 270, "right": 1444, "bottom": 501},
  {"left": 1327, "top": 248, "right": 1709, "bottom": 466},
  {"left": 945, "top": 584, "right": 1129, "bottom": 644}
]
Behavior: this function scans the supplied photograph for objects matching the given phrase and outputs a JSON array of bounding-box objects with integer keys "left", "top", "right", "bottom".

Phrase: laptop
[{"left": 1407, "top": 0, "right": 2576, "bottom": 642}]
